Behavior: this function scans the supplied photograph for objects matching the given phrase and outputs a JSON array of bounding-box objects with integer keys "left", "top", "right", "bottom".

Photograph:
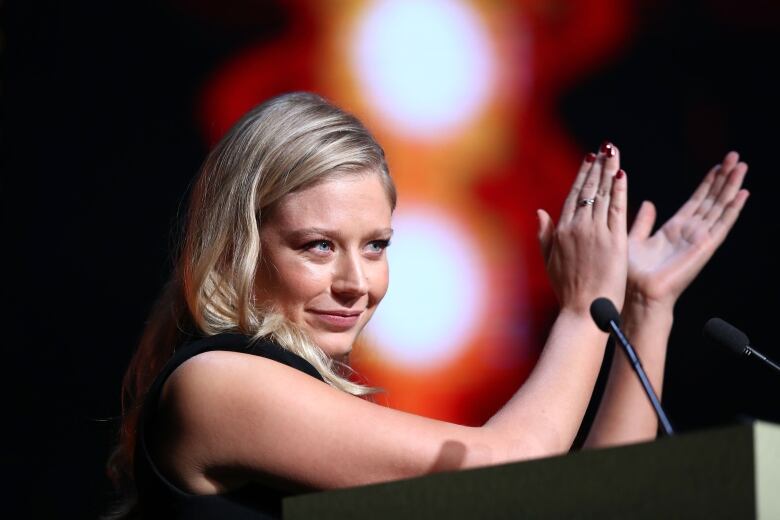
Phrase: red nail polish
[
  {"left": 585, "top": 152, "right": 596, "bottom": 163},
  {"left": 600, "top": 141, "right": 612, "bottom": 154},
  {"left": 616, "top": 169, "right": 625, "bottom": 179},
  {"left": 607, "top": 146, "right": 616, "bottom": 158}
]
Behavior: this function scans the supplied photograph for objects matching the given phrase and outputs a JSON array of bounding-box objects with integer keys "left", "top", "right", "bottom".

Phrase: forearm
[
  {"left": 484, "top": 309, "right": 609, "bottom": 457},
  {"left": 584, "top": 294, "right": 674, "bottom": 449}
]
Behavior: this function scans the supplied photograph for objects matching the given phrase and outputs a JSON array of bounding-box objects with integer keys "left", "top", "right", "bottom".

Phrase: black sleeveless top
[{"left": 135, "top": 333, "right": 325, "bottom": 519}]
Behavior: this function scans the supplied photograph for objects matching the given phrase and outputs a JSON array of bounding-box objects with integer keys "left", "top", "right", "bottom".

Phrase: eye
[
  {"left": 366, "top": 239, "right": 391, "bottom": 254},
  {"left": 305, "top": 240, "right": 334, "bottom": 254}
]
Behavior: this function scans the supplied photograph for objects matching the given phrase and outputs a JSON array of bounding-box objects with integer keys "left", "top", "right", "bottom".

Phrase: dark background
[{"left": 3, "top": 1, "right": 779, "bottom": 517}]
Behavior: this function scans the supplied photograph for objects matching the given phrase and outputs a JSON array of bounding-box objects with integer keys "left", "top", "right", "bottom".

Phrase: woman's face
[{"left": 257, "top": 172, "right": 393, "bottom": 359}]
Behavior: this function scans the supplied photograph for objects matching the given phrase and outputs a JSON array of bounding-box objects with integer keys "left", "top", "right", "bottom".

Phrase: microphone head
[
  {"left": 703, "top": 318, "right": 750, "bottom": 355},
  {"left": 590, "top": 297, "right": 621, "bottom": 332}
]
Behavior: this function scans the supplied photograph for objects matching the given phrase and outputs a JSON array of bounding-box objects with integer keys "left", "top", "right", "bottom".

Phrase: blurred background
[{"left": 4, "top": 0, "right": 779, "bottom": 516}]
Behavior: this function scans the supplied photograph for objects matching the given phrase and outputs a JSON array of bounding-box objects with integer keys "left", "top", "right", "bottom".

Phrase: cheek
[
  {"left": 369, "top": 261, "right": 390, "bottom": 303},
  {"left": 268, "top": 256, "right": 331, "bottom": 305}
]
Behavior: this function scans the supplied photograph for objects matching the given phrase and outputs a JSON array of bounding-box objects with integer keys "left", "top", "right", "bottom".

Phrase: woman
[{"left": 107, "top": 92, "right": 748, "bottom": 518}]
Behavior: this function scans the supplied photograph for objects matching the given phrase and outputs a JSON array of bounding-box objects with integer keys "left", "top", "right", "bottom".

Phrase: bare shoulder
[
  {"left": 160, "top": 348, "right": 337, "bottom": 437},
  {"left": 160, "top": 349, "right": 335, "bottom": 427},
  {"left": 154, "top": 350, "right": 332, "bottom": 492},
  {"left": 155, "top": 349, "right": 501, "bottom": 494},
  {"left": 163, "top": 349, "right": 304, "bottom": 403}
]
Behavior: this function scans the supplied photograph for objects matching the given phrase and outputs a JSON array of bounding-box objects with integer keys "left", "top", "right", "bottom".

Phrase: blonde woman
[{"left": 107, "top": 92, "right": 748, "bottom": 518}]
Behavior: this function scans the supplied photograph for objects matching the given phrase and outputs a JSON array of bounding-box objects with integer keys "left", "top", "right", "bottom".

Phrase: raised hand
[
  {"left": 626, "top": 151, "right": 749, "bottom": 307},
  {"left": 537, "top": 143, "right": 628, "bottom": 314}
]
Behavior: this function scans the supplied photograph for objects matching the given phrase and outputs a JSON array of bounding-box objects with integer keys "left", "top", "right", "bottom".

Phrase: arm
[
  {"left": 585, "top": 151, "right": 749, "bottom": 448},
  {"left": 159, "top": 314, "right": 610, "bottom": 494},
  {"left": 155, "top": 150, "right": 628, "bottom": 493}
]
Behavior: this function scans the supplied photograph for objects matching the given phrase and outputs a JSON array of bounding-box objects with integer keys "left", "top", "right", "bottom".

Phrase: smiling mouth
[{"left": 307, "top": 310, "right": 364, "bottom": 330}]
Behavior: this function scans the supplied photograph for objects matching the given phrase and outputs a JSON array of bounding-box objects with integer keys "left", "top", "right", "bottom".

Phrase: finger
[
  {"left": 693, "top": 151, "right": 740, "bottom": 218},
  {"left": 595, "top": 143, "right": 620, "bottom": 224},
  {"left": 561, "top": 153, "right": 597, "bottom": 224},
  {"left": 573, "top": 153, "right": 605, "bottom": 221},
  {"left": 601, "top": 141, "right": 620, "bottom": 176},
  {"left": 675, "top": 163, "right": 718, "bottom": 219},
  {"left": 703, "top": 161, "right": 748, "bottom": 225},
  {"left": 607, "top": 168, "right": 627, "bottom": 233},
  {"left": 628, "top": 200, "right": 657, "bottom": 240},
  {"left": 537, "top": 209, "right": 554, "bottom": 262},
  {"left": 710, "top": 189, "right": 750, "bottom": 243}
]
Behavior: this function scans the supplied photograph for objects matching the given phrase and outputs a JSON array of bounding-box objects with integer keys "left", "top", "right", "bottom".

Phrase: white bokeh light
[
  {"left": 363, "top": 208, "right": 485, "bottom": 368},
  {"left": 352, "top": 0, "right": 495, "bottom": 137}
]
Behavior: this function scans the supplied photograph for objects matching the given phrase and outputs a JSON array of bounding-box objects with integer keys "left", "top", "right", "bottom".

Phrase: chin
[
  {"left": 310, "top": 331, "right": 356, "bottom": 360},
  {"left": 320, "top": 339, "right": 355, "bottom": 360}
]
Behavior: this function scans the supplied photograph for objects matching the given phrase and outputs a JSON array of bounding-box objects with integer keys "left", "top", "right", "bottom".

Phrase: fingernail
[
  {"left": 616, "top": 169, "right": 625, "bottom": 179},
  {"left": 600, "top": 141, "right": 613, "bottom": 154},
  {"left": 585, "top": 152, "right": 596, "bottom": 163}
]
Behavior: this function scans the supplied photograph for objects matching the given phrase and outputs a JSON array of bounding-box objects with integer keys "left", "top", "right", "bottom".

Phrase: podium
[{"left": 283, "top": 421, "right": 779, "bottom": 519}]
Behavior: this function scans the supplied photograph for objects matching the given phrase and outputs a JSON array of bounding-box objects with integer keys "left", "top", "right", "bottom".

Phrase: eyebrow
[{"left": 286, "top": 227, "right": 394, "bottom": 241}]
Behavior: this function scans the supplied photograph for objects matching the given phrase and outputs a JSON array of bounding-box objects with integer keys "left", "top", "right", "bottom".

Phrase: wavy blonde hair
[{"left": 107, "top": 92, "right": 395, "bottom": 515}]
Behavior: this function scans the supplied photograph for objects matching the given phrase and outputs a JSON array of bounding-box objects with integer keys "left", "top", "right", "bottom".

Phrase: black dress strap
[{"left": 134, "top": 333, "right": 324, "bottom": 519}]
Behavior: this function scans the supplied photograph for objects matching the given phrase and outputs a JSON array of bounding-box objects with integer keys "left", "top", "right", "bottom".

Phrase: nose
[{"left": 332, "top": 250, "right": 369, "bottom": 301}]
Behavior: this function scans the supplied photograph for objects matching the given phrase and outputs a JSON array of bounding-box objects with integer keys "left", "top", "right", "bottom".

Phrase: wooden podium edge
[{"left": 283, "top": 421, "right": 779, "bottom": 519}]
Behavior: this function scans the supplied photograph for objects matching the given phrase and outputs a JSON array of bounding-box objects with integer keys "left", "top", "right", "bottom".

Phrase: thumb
[
  {"left": 537, "top": 209, "right": 554, "bottom": 262},
  {"left": 629, "top": 200, "right": 657, "bottom": 240}
]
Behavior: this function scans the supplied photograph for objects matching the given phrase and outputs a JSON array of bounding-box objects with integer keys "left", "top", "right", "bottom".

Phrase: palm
[
  {"left": 627, "top": 152, "right": 749, "bottom": 304},
  {"left": 629, "top": 213, "right": 716, "bottom": 300}
]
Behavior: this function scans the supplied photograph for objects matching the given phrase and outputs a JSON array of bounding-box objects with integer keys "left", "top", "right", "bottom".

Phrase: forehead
[{"left": 266, "top": 174, "right": 393, "bottom": 228}]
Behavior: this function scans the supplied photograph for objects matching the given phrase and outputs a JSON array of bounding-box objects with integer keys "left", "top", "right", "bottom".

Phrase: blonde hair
[{"left": 107, "top": 92, "right": 395, "bottom": 515}]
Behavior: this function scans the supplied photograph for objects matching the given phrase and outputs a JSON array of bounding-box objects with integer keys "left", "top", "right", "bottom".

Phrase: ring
[{"left": 578, "top": 198, "right": 595, "bottom": 207}]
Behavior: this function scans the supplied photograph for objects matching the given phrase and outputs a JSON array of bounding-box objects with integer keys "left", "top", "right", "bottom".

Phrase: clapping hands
[{"left": 538, "top": 147, "right": 749, "bottom": 317}]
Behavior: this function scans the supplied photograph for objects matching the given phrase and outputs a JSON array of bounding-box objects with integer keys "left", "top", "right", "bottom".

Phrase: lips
[{"left": 307, "top": 309, "right": 364, "bottom": 330}]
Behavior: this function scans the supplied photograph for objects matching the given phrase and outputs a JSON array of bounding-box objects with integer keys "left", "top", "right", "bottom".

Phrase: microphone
[
  {"left": 590, "top": 297, "right": 674, "bottom": 436},
  {"left": 703, "top": 318, "right": 780, "bottom": 373}
]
